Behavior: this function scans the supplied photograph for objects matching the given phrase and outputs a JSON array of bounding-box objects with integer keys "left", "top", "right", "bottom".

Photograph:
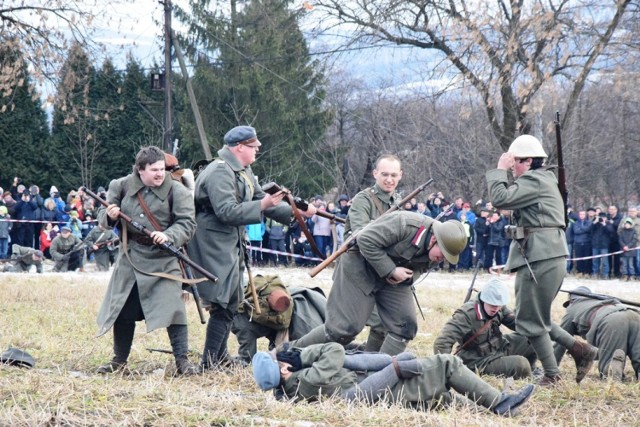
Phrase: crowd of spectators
[{"left": 0, "top": 176, "right": 105, "bottom": 261}]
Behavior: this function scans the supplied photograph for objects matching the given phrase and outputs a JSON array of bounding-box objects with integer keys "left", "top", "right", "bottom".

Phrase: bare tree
[
  {"left": 306, "top": 0, "right": 637, "bottom": 150},
  {"left": 0, "top": 1, "right": 102, "bottom": 91}
]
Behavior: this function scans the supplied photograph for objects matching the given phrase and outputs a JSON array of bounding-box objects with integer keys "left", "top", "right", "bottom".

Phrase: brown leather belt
[
  {"left": 587, "top": 306, "right": 606, "bottom": 328},
  {"left": 130, "top": 234, "right": 155, "bottom": 246}
]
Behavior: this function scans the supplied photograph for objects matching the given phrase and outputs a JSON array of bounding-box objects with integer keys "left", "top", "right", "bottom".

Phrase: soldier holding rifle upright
[
  {"left": 187, "top": 126, "right": 316, "bottom": 370},
  {"left": 486, "top": 135, "right": 597, "bottom": 386},
  {"left": 95, "top": 146, "right": 198, "bottom": 376}
]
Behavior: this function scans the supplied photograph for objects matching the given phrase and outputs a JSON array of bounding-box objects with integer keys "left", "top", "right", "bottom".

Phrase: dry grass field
[{"left": 2, "top": 263, "right": 640, "bottom": 426}]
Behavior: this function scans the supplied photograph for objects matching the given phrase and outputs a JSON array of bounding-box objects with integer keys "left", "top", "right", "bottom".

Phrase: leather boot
[
  {"left": 97, "top": 359, "right": 126, "bottom": 374},
  {"left": 568, "top": 338, "right": 598, "bottom": 383},
  {"left": 175, "top": 356, "right": 199, "bottom": 376}
]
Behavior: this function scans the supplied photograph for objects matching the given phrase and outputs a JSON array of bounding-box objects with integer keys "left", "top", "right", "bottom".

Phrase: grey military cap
[
  {"left": 224, "top": 125, "right": 261, "bottom": 147},
  {"left": 1, "top": 347, "right": 35, "bottom": 368}
]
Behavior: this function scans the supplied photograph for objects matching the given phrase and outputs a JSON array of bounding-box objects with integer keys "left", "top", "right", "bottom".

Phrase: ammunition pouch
[
  {"left": 504, "top": 225, "right": 525, "bottom": 240},
  {"left": 475, "top": 335, "right": 503, "bottom": 357}
]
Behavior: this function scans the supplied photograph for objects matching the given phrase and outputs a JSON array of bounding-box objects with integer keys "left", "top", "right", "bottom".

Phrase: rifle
[
  {"left": 53, "top": 240, "right": 86, "bottom": 270},
  {"left": 559, "top": 289, "right": 640, "bottom": 309},
  {"left": 242, "top": 242, "right": 262, "bottom": 315},
  {"left": 309, "top": 179, "right": 434, "bottom": 278},
  {"left": 555, "top": 112, "right": 569, "bottom": 227},
  {"left": 464, "top": 254, "right": 485, "bottom": 303},
  {"left": 81, "top": 186, "right": 219, "bottom": 284},
  {"left": 262, "top": 182, "right": 346, "bottom": 224}
]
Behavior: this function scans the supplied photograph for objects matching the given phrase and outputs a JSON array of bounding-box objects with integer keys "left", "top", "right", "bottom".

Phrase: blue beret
[
  {"left": 224, "top": 126, "right": 261, "bottom": 147},
  {"left": 252, "top": 351, "right": 280, "bottom": 390}
]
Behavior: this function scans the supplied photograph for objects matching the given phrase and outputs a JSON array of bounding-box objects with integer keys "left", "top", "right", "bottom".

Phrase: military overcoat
[
  {"left": 96, "top": 171, "right": 196, "bottom": 336},
  {"left": 187, "top": 146, "right": 291, "bottom": 309}
]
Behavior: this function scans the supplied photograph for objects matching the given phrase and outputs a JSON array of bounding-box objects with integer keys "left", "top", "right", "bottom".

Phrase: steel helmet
[
  {"left": 432, "top": 220, "right": 467, "bottom": 264},
  {"left": 479, "top": 278, "right": 510, "bottom": 306},
  {"left": 508, "top": 135, "right": 548, "bottom": 159}
]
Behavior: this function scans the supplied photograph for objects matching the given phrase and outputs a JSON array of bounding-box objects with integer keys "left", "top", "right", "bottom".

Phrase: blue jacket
[{"left": 572, "top": 219, "right": 593, "bottom": 245}]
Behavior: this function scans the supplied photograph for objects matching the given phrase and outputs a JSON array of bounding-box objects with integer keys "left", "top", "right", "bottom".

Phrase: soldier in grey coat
[
  {"left": 187, "top": 126, "right": 316, "bottom": 369},
  {"left": 2, "top": 244, "right": 43, "bottom": 273},
  {"left": 555, "top": 286, "right": 640, "bottom": 381},
  {"left": 95, "top": 146, "right": 198, "bottom": 376},
  {"left": 434, "top": 278, "right": 537, "bottom": 379},
  {"left": 252, "top": 342, "right": 535, "bottom": 417},
  {"left": 486, "top": 135, "right": 597, "bottom": 385},
  {"left": 50, "top": 226, "right": 84, "bottom": 272},
  {"left": 290, "top": 211, "right": 468, "bottom": 355}
]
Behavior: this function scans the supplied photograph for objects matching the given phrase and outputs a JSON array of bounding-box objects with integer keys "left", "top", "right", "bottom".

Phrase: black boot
[
  {"left": 97, "top": 320, "right": 134, "bottom": 374},
  {"left": 201, "top": 309, "right": 233, "bottom": 370},
  {"left": 167, "top": 324, "right": 198, "bottom": 376},
  {"left": 492, "top": 384, "right": 535, "bottom": 417}
]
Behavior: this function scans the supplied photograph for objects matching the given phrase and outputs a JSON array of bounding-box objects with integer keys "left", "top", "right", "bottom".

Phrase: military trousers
[
  {"left": 324, "top": 275, "right": 417, "bottom": 345},
  {"left": 593, "top": 310, "right": 640, "bottom": 377}
]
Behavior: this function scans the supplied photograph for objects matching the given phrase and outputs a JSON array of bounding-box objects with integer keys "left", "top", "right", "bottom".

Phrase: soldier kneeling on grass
[
  {"left": 252, "top": 342, "right": 535, "bottom": 417},
  {"left": 2, "top": 244, "right": 43, "bottom": 273}
]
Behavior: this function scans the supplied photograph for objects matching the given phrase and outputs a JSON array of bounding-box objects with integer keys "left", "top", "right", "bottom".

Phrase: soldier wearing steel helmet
[
  {"left": 287, "top": 211, "right": 468, "bottom": 355},
  {"left": 486, "top": 135, "right": 597, "bottom": 386},
  {"left": 433, "top": 278, "right": 537, "bottom": 379}
]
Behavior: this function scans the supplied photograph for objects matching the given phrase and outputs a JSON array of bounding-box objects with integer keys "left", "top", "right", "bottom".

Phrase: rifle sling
[
  {"left": 123, "top": 192, "right": 205, "bottom": 285},
  {"left": 286, "top": 193, "right": 325, "bottom": 259},
  {"left": 454, "top": 318, "right": 493, "bottom": 356}
]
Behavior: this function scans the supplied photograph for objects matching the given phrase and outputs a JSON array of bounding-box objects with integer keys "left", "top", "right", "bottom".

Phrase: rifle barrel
[
  {"left": 81, "top": 186, "right": 218, "bottom": 283},
  {"left": 559, "top": 289, "right": 640, "bottom": 309}
]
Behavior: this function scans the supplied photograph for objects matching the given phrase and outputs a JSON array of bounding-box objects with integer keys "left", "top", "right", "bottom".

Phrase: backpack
[{"left": 241, "top": 274, "right": 293, "bottom": 330}]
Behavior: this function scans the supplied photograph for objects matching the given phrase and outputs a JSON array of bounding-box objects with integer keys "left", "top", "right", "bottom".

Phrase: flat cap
[
  {"left": 224, "top": 126, "right": 261, "bottom": 147},
  {"left": 61, "top": 225, "right": 72, "bottom": 232}
]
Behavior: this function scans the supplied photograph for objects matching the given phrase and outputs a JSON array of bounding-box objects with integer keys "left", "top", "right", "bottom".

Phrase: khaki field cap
[
  {"left": 508, "top": 135, "right": 548, "bottom": 159},
  {"left": 480, "top": 278, "right": 510, "bottom": 306},
  {"left": 432, "top": 220, "right": 467, "bottom": 264}
]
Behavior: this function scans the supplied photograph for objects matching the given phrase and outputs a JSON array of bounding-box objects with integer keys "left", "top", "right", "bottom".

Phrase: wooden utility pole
[{"left": 163, "top": 0, "right": 173, "bottom": 153}]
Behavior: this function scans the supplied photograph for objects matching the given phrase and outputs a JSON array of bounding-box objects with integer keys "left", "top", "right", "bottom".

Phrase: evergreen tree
[
  {"left": 177, "top": 0, "right": 331, "bottom": 195},
  {"left": 0, "top": 44, "right": 49, "bottom": 189}
]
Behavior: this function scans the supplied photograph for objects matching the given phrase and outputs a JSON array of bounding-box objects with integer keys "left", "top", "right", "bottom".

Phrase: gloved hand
[{"left": 276, "top": 349, "right": 303, "bottom": 372}]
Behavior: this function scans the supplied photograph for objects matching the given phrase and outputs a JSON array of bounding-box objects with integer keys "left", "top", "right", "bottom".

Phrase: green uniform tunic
[
  {"left": 96, "top": 172, "right": 196, "bottom": 336},
  {"left": 486, "top": 167, "right": 568, "bottom": 337},
  {"left": 555, "top": 297, "right": 640, "bottom": 377},
  {"left": 322, "top": 211, "right": 437, "bottom": 348},
  {"left": 433, "top": 298, "right": 536, "bottom": 379},
  {"left": 342, "top": 184, "right": 398, "bottom": 349},
  {"left": 282, "top": 342, "right": 502, "bottom": 410}
]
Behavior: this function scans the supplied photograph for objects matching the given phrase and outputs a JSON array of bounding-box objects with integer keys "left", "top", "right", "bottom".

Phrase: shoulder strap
[
  {"left": 454, "top": 319, "right": 494, "bottom": 355},
  {"left": 364, "top": 187, "right": 386, "bottom": 217}
]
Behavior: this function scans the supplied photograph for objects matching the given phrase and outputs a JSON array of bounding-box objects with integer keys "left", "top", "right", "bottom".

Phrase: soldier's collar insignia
[{"left": 412, "top": 225, "right": 427, "bottom": 247}]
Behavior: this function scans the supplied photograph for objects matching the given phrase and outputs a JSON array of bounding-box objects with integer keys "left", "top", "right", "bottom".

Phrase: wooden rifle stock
[
  {"left": 81, "top": 186, "right": 219, "bottom": 284},
  {"left": 262, "top": 182, "right": 346, "bottom": 224},
  {"left": 309, "top": 178, "right": 434, "bottom": 278}
]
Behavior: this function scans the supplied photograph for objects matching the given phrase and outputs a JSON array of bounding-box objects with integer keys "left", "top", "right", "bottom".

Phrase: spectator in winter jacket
[
  {"left": 618, "top": 206, "right": 640, "bottom": 279},
  {"left": 14, "top": 190, "right": 38, "bottom": 248},
  {"left": 29, "top": 185, "right": 45, "bottom": 250},
  {"left": 0, "top": 205, "right": 12, "bottom": 259},
  {"left": 591, "top": 212, "right": 614, "bottom": 279},
  {"left": 572, "top": 210, "right": 593, "bottom": 277},
  {"left": 484, "top": 211, "right": 507, "bottom": 271},
  {"left": 266, "top": 218, "right": 289, "bottom": 266},
  {"left": 39, "top": 222, "right": 59, "bottom": 259},
  {"left": 619, "top": 218, "right": 638, "bottom": 281},
  {"left": 474, "top": 208, "right": 490, "bottom": 266},
  {"left": 311, "top": 202, "right": 332, "bottom": 258}
]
